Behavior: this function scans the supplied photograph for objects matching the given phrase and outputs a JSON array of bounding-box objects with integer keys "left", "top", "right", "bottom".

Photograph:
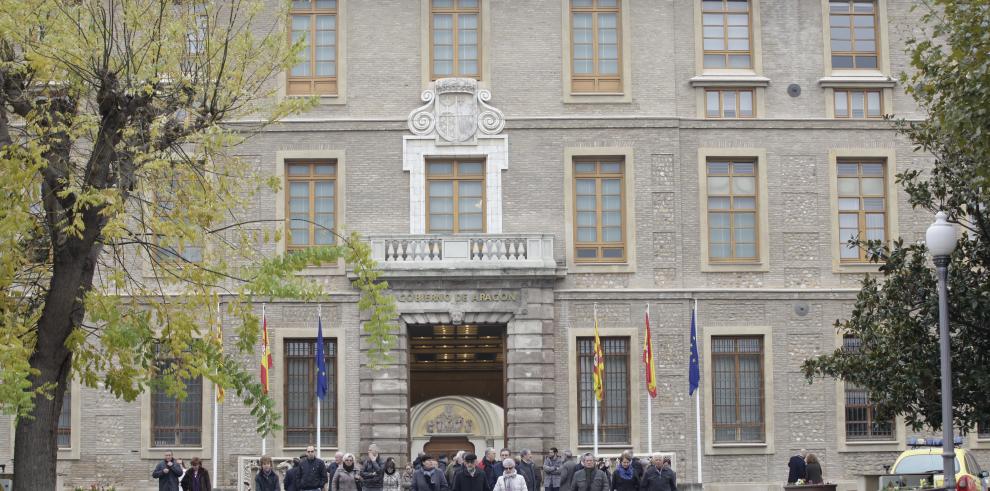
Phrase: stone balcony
[{"left": 368, "top": 234, "right": 560, "bottom": 278}]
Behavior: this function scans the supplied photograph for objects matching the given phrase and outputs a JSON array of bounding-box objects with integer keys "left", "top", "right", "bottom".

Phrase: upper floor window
[
  {"left": 577, "top": 336, "right": 630, "bottom": 446},
  {"left": 828, "top": 0, "right": 878, "bottom": 69},
  {"left": 427, "top": 160, "right": 485, "bottom": 233},
  {"left": 152, "top": 177, "right": 203, "bottom": 263},
  {"left": 287, "top": 161, "right": 337, "bottom": 248},
  {"left": 431, "top": 0, "right": 480, "bottom": 79},
  {"left": 702, "top": 0, "right": 752, "bottom": 69},
  {"left": 574, "top": 158, "right": 625, "bottom": 263},
  {"left": 570, "top": 0, "right": 621, "bottom": 93},
  {"left": 834, "top": 89, "right": 882, "bottom": 119},
  {"left": 705, "top": 89, "right": 754, "bottom": 118},
  {"left": 288, "top": 0, "right": 338, "bottom": 96},
  {"left": 837, "top": 159, "right": 886, "bottom": 262},
  {"left": 712, "top": 335, "right": 764, "bottom": 443},
  {"left": 285, "top": 338, "right": 337, "bottom": 447},
  {"left": 706, "top": 159, "right": 758, "bottom": 262}
]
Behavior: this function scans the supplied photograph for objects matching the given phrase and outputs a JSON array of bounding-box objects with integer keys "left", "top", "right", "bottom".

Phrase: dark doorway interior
[
  {"left": 408, "top": 324, "right": 506, "bottom": 408},
  {"left": 424, "top": 436, "right": 475, "bottom": 460}
]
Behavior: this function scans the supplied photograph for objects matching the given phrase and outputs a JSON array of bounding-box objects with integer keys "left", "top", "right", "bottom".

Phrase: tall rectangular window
[
  {"left": 286, "top": 161, "right": 336, "bottom": 248},
  {"left": 837, "top": 159, "right": 886, "bottom": 262},
  {"left": 152, "top": 377, "right": 203, "bottom": 447},
  {"left": 570, "top": 0, "right": 621, "bottom": 93},
  {"left": 707, "top": 160, "right": 757, "bottom": 262},
  {"left": 574, "top": 158, "right": 625, "bottom": 262},
  {"left": 427, "top": 160, "right": 485, "bottom": 233},
  {"left": 843, "top": 336, "right": 894, "bottom": 440},
  {"left": 57, "top": 390, "right": 71, "bottom": 449},
  {"left": 702, "top": 0, "right": 752, "bottom": 69},
  {"left": 979, "top": 420, "right": 990, "bottom": 439},
  {"left": 431, "top": 0, "right": 480, "bottom": 79},
  {"left": 834, "top": 89, "right": 882, "bottom": 118},
  {"left": 828, "top": 0, "right": 878, "bottom": 69},
  {"left": 705, "top": 89, "right": 754, "bottom": 118},
  {"left": 152, "top": 177, "right": 203, "bottom": 263},
  {"left": 288, "top": 0, "right": 338, "bottom": 96},
  {"left": 577, "top": 337, "right": 630, "bottom": 445},
  {"left": 712, "top": 336, "right": 764, "bottom": 443},
  {"left": 284, "top": 338, "right": 337, "bottom": 447}
]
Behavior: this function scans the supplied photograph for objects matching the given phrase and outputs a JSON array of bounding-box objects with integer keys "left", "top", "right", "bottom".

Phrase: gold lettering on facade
[{"left": 396, "top": 291, "right": 519, "bottom": 303}]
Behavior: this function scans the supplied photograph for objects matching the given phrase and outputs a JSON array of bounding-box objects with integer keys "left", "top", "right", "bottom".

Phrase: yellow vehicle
[{"left": 884, "top": 437, "right": 989, "bottom": 491}]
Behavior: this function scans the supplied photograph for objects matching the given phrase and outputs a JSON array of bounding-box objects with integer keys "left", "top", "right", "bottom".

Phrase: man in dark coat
[
  {"left": 329, "top": 451, "right": 344, "bottom": 482},
  {"left": 491, "top": 449, "right": 512, "bottom": 487},
  {"left": 362, "top": 444, "right": 386, "bottom": 491},
  {"left": 571, "top": 453, "right": 608, "bottom": 491},
  {"left": 787, "top": 449, "right": 807, "bottom": 484},
  {"left": 482, "top": 448, "right": 500, "bottom": 490},
  {"left": 452, "top": 453, "right": 489, "bottom": 491},
  {"left": 298, "top": 445, "right": 329, "bottom": 491},
  {"left": 558, "top": 450, "right": 578, "bottom": 491},
  {"left": 412, "top": 455, "right": 450, "bottom": 491},
  {"left": 152, "top": 450, "right": 185, "bottom": 491},
  {"left": 284, "top": 457, "right": 303, "bottom": 491},
  {"left": 639, "top": 454, "right": 675, "bottom": 491},
  {"left": 517, "top": 449, "right": 540, "bottom": 491}
]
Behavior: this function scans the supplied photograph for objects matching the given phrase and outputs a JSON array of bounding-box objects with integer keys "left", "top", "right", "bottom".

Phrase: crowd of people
[
  {"left": 786, "top": 449, "right": 824, "bottom": 485},
  {"left": 151, "top": 445, "right": 678, "bottom": 491}
]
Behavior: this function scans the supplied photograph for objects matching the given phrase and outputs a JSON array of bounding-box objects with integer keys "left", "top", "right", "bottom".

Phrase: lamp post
[{"left": 926, "top": 211, "right": 958, "bottom": 489}]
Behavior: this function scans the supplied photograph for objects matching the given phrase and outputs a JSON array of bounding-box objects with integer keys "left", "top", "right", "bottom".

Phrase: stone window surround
[
  {"left": 269, "top": 326, "right": 352, "bottom": 454},
  {"left": 6, "top": 379, "right": 82, "bottom": 460},
  {"left": 696, "top": 148, "right": 770, "bottom": 272},
  {"left": 403, "top": 135, "right": 508, "bottom": 234},
  {"left": 702, "top": 324, "right": 775, "bottom": 455},
  {"left": 278, "top": 0, "right": 348, "bottom": 105},
  {"left": 827, "top": 147, "right": 898, "bottom": 274},
  {"left": 420, "top": 0, "right": 492, "bottom": 87},
  {"left": 819, "top": 0, "right": 891, "bottom": 78},
  {"left": 275, "top": 149, "right": 348, "bottom": 275},
  {"left": 139, "top": 372, "right": 215, "bottom": 461},
  {"left": 563, "top": 147, "right": 637, "bottom": 273},
  {"left": 559, "top": 0, "right": 633, "bottom": 103},
  {"left": 822, "top": 86, "right": 893, "bottom": 119},
  {"left": 566, "top": 326, "right": 641, "bottom": 452},
  {"left": 692, "top": 0, "right": 765, "bottom": 78},
  {"left": 830, "top": 331, "right": 906, "bottom": 452}
]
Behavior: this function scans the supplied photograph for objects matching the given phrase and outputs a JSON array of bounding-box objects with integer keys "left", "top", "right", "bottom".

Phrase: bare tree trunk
[{"left": 13, "top": 240, "right": 101, "bottom": 491}]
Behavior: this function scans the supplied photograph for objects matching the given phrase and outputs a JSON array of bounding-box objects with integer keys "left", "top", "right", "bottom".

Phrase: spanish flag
[
  {"left": 593, "top": 314, "right": 605, "bottom": 402},
  {"left": 260, "top": 309, "right": 273, "bottom": 394},
  {"left": 643, "top": 307, "right": 657, "bottom": 398}
]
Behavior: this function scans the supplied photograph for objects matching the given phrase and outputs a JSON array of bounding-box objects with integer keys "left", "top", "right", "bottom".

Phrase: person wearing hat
[
  {"left": 411, "top": 455, "right": 450, "bottom": 491},
  {"left": 452, "top": 453, "right": 490, "bottom": 491}
]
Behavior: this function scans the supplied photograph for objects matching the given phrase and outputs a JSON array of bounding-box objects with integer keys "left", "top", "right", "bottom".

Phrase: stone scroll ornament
[{"left": 407, "top": 78, "right": 505, "bottom": 145}]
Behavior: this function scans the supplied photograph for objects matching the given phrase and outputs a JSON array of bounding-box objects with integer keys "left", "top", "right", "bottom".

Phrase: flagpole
[
  {"left": 261, "top": 303, "right": 267, "bottom": 457},
  {"left": 213, "top": 301, "right": 221, "bottom": 487},
  {"left": 316, "top": 303, "right": 322, "bottom": 460},
  {"left": 593, "top": 303, "right": 599, "bottom": 457},
  {"left": 647, "top": 303, "right": 653, "bottom": 456},
  {"left": 693, "top": 299, "right": 702, "bottom": 487}
]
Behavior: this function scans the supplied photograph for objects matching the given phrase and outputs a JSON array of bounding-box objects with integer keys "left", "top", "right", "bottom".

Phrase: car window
[
  {"left": 966, "top": 454, "right": 982, "bottom": 475},
  {"left": 894, "top": 454, "right": 961, "bottom": 474}
]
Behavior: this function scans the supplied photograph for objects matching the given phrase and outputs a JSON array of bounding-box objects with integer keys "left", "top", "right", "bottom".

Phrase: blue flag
[
  {"left": 316, "top": 315, "right": 328, "bottom": 400},
  {"left": 689, "top": 306, "right": 701, "bottom": 396}
]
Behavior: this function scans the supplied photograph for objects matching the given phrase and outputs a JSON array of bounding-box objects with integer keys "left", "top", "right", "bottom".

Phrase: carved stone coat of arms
[{"left": 408, "top": 78, "right": 505, "bottom": 145}]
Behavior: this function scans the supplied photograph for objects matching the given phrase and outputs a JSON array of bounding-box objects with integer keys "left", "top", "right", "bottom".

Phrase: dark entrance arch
[{"left": 423, "top": 436, "right": 475, "bottom": 461}]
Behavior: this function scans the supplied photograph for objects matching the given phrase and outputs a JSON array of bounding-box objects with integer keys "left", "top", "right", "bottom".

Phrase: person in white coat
[{"left": 494, "top": 459, "right": 528, "bottom": 491}]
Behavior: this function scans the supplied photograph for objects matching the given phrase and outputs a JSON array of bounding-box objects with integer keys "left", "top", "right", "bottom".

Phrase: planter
[{"left": 784, "top": 485, "right": 837, "bottom": 491}]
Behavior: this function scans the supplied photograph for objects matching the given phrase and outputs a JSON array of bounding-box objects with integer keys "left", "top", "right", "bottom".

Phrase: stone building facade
[{"left": 2, "top": 0, "right": 982, "bottom": 490}]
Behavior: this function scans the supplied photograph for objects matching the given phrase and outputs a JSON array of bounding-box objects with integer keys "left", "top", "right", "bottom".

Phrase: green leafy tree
[
  {"left": 803, "top": 0, "right": 990, "bottom": 432},
  {"left": 0, "top": 0, "right": 397, "bottom": 489}
]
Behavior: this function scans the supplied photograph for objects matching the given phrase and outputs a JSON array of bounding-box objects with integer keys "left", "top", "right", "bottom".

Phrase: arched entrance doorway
[{"left": 410, "top": 396, "right": 504, "bottom": 460}]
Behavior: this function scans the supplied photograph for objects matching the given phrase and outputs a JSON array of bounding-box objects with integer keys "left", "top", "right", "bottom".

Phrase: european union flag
[
  {"left": 688, "top": 307, "right": 701, "bottom": 396},
  {"left": 316, "top": 316, "right": 328, "bottom": 400}
]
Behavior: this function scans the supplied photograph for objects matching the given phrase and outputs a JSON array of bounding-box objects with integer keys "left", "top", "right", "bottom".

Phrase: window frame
[
  {"left": 150, "top": 375, "right": 204, "bottom": 448},
  {"left": 705, "top": 159, "right": 759, "bottom": 263},
  {"left": 149, "top": 173, "right": 205, "bottom": 265},
  {"left": 283, "top": 337, "right": 338, "bottom": 448},
  {"left": 57, "top": 389, "right": 71, "bottom": 449},
  {"left": 832, "top": 88, "right": 883, "bottom": 119},
  {"left": 697, "top": 148, "right": 769, "bottom": 272},
  {"left": 842, "top": 336, "right": 895, "bottom": 441},
  {"left": 285, "top": 160, "right": 338, "bottom": 250},
  {"left": 425, "top": 159, "right": 487, "bottom": 234},
  {"left": 836, "top": 158, "right": 887, "bottom": 263},
  {"left": 711, "top": 335, "right": 766, "bottom": 444},
  {"left": 828, "top": 148, "right": 898, "bottom": 273},
  {"left": 572, "top": 157, "right": 627, "bottom": 264},
  {"left": 429, "top": 0, "right": 482, "bottom": 80},
  {"left": 705, "top": 88, "right": 755, "bottom": 119},
  {"left": 287, "top": 0, "right": 339, "bottom": 96},
  {"left": 826, "top": 0, "right": 879, "bottom": 70},
  {"left": 568, "top": 0, "right": 622, "bottom": 94},
  {"left": 576, "top": 336, "right": 631, "bottom": 446},
  {"left": 701, "top": 0, "right": 754, "bottom": 70}
]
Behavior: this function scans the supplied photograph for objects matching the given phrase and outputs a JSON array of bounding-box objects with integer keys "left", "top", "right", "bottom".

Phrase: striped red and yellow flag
[
  {"left": 643, "top": 307, "right": 657, "bottom": 398},
  {"left": 260, "top": 313, "right": 273, "bottom": 394},
  {"left": 593, "top": 316, "right": 605, "bottom": 402}
]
